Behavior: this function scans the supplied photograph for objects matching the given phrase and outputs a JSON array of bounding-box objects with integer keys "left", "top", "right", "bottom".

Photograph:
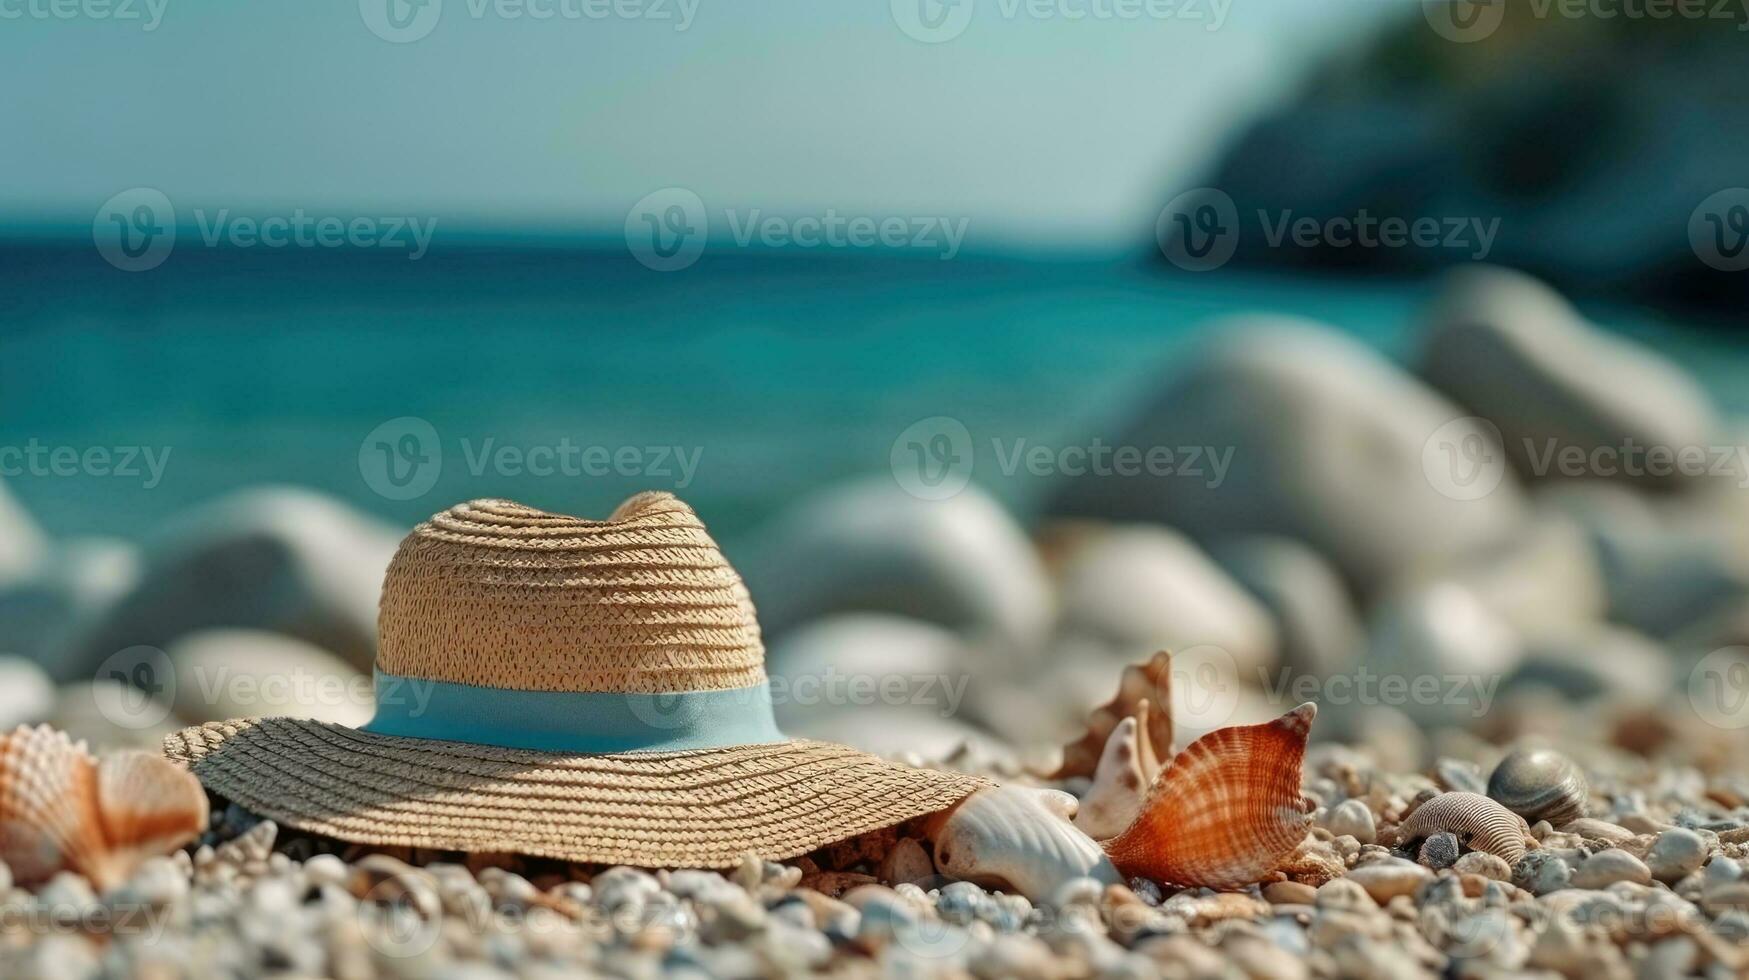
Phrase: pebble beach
[{"left": 1, "top": 265, "right": 1748, "bottom": 979}]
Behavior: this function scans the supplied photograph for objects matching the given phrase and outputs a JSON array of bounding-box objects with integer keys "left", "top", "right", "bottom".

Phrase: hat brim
[{"left": 163, "top": 718, "right": 990, "bottom": 868}]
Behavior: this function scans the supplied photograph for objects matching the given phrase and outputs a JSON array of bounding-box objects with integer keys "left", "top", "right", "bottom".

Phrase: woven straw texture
[
  {"left": 164, "top": 492, "right": 990, "bottom": 867},
  {"left": 378, "top": 493, "right": 766, "bottom": 694},
  {"left": 163, "top": 720, "right": 987, "bottom": 867}
]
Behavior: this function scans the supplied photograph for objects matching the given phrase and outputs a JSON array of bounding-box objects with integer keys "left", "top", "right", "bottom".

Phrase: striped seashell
[
  {"left": 1053, "top": 651, "right": 1172, "bottom": 782},
  {"left": 1392, "top": 791, "right": 1533, "bottom": 866},
  {"left": 930, "top": 785, "right": 1120, "bottom": 901},
  {"left": 1102, "top": 703, "right": 1317, "bottom": 889},
  {"left": 0, "top": 725, "right": 209, "bottom": 891}
]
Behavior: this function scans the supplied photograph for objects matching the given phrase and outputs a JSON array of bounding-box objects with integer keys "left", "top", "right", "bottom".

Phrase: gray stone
[
  {"left": 1047, "top": 319, "right": 1525, "bottom": 595},
  {"left": 67, "top": 487, "right": 400, "bottom": 676},
  {"left": 1436, "top": 516, "right": 1605, "bottom": 637},
  {"left": 1325, "top": 799, "right": 1376, "bottom": 845},
  {"left": 0, "top": 656, "right": 54, "bottom": 729},
  {"left": 1570, "top": 850, "right": 1651, "bottom": 889},
  {"left": 1212, "top": 535, "right": 1363, "bottom": 678},
  {"left": 1055, "top": 525, "right": 1277, "bottom": 675},
  {"left": 1418, "top": 265, "right": 1718, "bottom": 490},
  {"left": 742, "top": 478, "right": 1052, "bottom": 649},
  {"left": 169, "top": 629, "right": 373, "bottom": 727},
  {"left": 0, "top": 538, "right": 140, "bottom": 679},
  {"left": 1365, "top": 582, "right": 1521, "bottom": 726},
  {"left": 1646, "top": 829, "right": 1709, "bottom": 885},
  {"left": 1507, "top": 625, "right": 1670, "bottom": 708},
  {"left": 1513, "top": 852, "right": 1572, "bottom": 896},
  {"left": 1418, "top": 832, "right": 1460, "bottom": 871}
]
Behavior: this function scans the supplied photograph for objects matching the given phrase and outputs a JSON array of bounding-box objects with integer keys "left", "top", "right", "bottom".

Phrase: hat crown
[{"left": 377, "top": 494, "right": 765, "bottom": 694}]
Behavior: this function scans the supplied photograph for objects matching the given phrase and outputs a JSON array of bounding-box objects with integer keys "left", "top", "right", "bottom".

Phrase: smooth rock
[
  {"left": 1417, "top": 832, "right": 1460, "bottom": 871},
  {"left": 1570, "top": 850, "right": 1651, "bottom": 889},
  {"left": 1046, "top": 319, "right": 1525, "bottom": 595},
  {"left": 877, "top": 838, "right": 934, "bottom": 888},
  {"left": 1212, "top": 535, "right": 1364, "bottom": 678},
  {"left": 1056, "top": 525, "right": 1277, "bottom": 675},
  {"left": 1645, "top": 829, "right": 1708, "bottom": 885},
  {"left": 1263, "top": 881, "right": 1317, "bottom": 905},
  {"left": 779, "top": 702, "right": 1007, "bottom": 763},
  {"left": 1418, "top": 265, "right": 1718, "bottom": 490},
  {"left": 1592, "top": 526, "right": 1749, "bottom": 639},
  {"left": 1452, "top": 851, "right": 1512, "bottom": 881},
  {"left": 48, "top": 679, "right": 178, "bottom": 750},
  {"left": 67, "top": 487, "right": 400, "bottom": 675},
  {"left": 1436, "top": 516, "right": 1605, "bottom": 638},
  {"left": 1344, "top": 860, "right": 1431, "bottom": 904},
  {"left": 168, "top": 629, "right": 373, "bottom": 726},
  {"left": 1513, "top": 852, "right": 1572, "bottom": 896},
  {"left": 762, "top": 613, "right": 978, "bottom": 732},
  {"left": 1365, "top": 582, "right": 1521, "bottom": 726},
  {"left": 1325, "top": 800, "right": 1376, "bottom": 845},
  {"left": 0, "top": 479, "right": 47, "bottom": 582},
  {"left": 0, "top": 538, "right": 140, "bottom": 678},
  {"left": 743, "top": 478, "right": 1053, "bottom": 649},
  {"left": 1559, "top": 819, "right": 1635, "bottom": 845},
  {"left": 0, "top": 656, "right": 54, "bottom": 728},
  {"left": 1506, "top": 625, "right": 1670, "bottom": 708}
]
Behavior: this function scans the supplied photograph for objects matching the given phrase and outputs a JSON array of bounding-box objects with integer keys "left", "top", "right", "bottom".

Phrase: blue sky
[{"left": 2, "top": 0, "right": 1398, "bottom": 248}]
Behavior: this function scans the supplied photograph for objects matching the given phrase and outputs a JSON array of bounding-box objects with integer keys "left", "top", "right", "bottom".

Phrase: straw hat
[{"left": 163, "top": 493, "right": 988, "bottom": 867}]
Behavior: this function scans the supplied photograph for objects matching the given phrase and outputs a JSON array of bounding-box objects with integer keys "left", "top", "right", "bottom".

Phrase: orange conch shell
[
  {"left": 1102, "top": 703, "right": 1316, "bottom": 889},
  {"left": 0, "top": 725, "right": 209, "bottom": 891},
  {"left": 1053, "top": 650, "right": 1173, "bottom": 781}
]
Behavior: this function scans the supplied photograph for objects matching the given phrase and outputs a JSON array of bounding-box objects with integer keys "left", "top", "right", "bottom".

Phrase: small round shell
[{"left": 1486, "top": 747, "right": 1587, "bottom": 827}]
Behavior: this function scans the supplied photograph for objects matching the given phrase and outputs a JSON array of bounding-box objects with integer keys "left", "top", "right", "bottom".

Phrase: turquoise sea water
[{"left": 3, "top": 242, "right": 1745, "bottom": 548}]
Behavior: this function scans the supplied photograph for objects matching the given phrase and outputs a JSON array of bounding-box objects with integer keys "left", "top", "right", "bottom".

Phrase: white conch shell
[
  {"left": 929, "top": 785, "right": 1119, "bottom": 901},
  {"left": 0, "top": 725, "right": 209, "bottom": 891},
  {"left": 1074, "top": 717, "right": 1148, "bottom": 841}
]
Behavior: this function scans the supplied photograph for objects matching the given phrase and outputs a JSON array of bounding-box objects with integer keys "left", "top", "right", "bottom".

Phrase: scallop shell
[
  {"left": 1102, "top": 703, "right": 1316, "bottom": 889},
  {"left": 1073, "top": 717, "right": 1149, "bottom": 841},
  {"left": 0, "top": 725, "right": 208, "bottom": 891},
  {"left": 1390, "top": 791, "right": 1532, "bottom": 866},
  {"left": 1053, "top": 651, "right": 1173, "bottom": 781},
  {"left": 1486, "top": 747, "right": 1587, "bottom": 827},
  {"left": 929, "top": 785, "right": 1119, "bottom": 901}
]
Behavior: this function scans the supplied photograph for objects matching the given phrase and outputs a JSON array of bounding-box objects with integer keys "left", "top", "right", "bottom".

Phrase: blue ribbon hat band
[{"left": 362, "top": 670, "right": 788, "bottom": 754}]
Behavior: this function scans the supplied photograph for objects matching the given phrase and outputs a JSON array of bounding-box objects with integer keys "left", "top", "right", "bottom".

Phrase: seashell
[
  {"left": 1486, "top": 747, "right": 1587, "bottom": 827},
  {"left": 0, "top": 724, "right": 208, "bottom": 891},
  {"left": 1102, "top": 703, "right": 1316, "bottom": 889},
  {"left": 929, "top": 785, "right": 1119, "bottom": 901},
  {"left": 1052, "top": 651, "right": 1172, "bottom": 781},
  {"left": 1073, "top": 717, "right": 1149, "bottom": 841},
  {"left": 1390, "top": 791, "right": 1533, "bottom": 866}
]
